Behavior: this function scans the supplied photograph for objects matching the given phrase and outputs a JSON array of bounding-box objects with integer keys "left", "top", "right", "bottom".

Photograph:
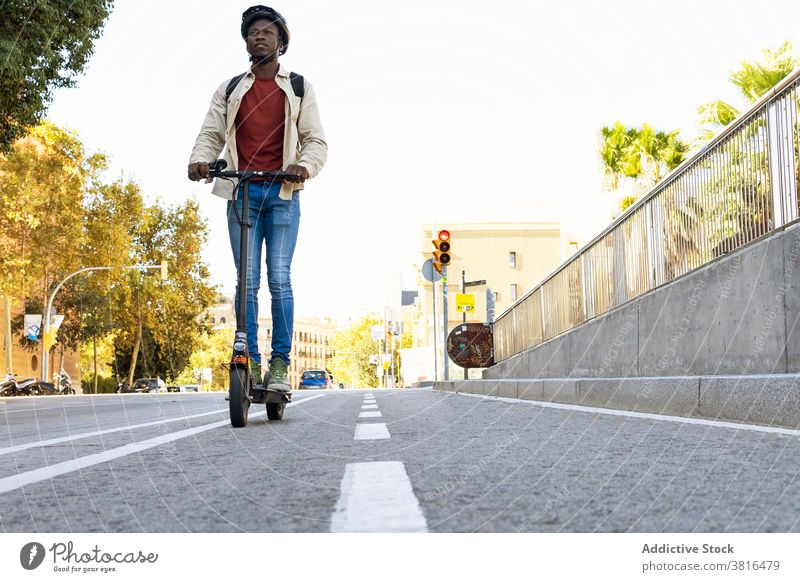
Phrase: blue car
[{"left": 299, "top": 370, "right": 332, "bottom": 390}]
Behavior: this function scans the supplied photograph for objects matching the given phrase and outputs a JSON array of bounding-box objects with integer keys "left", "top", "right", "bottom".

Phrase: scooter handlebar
[{"left": 207, "top": 159, "right": 302, "bottom": 182}]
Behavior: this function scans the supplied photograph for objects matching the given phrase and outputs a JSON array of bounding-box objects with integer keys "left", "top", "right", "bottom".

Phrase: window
[
  {"left": 220, "top": 317, "right": 226, "bottom": 325},
  {"left": 210, "top": 317, "right": 216, "bottom": 324},
  {"left": 509, "top": 251, "right": 517, "bottom": 269},
  {"left": 510, "top": 284, "right": 518, "bottom": 301}
]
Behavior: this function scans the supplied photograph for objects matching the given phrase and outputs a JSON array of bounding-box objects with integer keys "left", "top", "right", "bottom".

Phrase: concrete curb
[{"left": 434, "top": 374, "right": 800, "bottom": 429}]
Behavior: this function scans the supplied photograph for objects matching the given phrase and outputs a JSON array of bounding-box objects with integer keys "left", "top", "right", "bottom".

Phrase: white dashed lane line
[
  {"left": 355, "top": 392, "right": 388, "bottom": 439},
  {"left": 354, "top": 423, "right": 390, "bottom": 440},
  {"left": 330, "top": 461, "right": 428, "bottom": 532}
]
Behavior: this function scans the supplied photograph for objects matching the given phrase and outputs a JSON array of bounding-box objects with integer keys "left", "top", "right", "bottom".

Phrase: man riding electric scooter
[{"left": 188, "top": 6, "right": 326, "bottom": 425}]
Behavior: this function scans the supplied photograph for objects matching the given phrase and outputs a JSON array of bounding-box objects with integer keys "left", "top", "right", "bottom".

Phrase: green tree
[
  {"left": 78, "top": 179, "right": 143, "bottom": 391},
  {"left": 599, "top": 122, "right": 688, "bottom": 212},
  {"left": 1, "top": 122, "right": 216, "bottom": 386},
  {"left": 696, "top": 41, "right": 799, "bottom": 141},
  {"left": 175, "top": 328, "right": 232, "bottom": 391},
  {"left": 0, "top": 0, "right": 114, "bottom": 151},
  {"left": 0, "top": 122, "right": 104, "bottom": 300},
  {"left": 329, "top": 317, "right": 381, "bottom": 388},
  {"left": 112, "top": 199, "right": 216, "bottom": 384},
  {"left": 1, "top": 122, "right": 108, "bottom": 378}
]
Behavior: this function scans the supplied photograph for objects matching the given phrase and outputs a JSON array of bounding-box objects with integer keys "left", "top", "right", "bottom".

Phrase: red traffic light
[{"left": 432, "top": 229, "right": 452, "bottom": 273}]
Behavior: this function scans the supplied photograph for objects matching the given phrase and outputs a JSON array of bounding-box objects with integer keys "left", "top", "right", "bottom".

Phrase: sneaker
[
  {"left": 267, "top": 358, "right": 291, "bottom": 392},
  {"left": 249, "top": 358, "right": 262, "bottom": 383}
]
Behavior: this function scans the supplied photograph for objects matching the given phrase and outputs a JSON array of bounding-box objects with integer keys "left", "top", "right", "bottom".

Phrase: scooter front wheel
[{"left": 229, "top": 367, "right": 250, "bottom": 427}]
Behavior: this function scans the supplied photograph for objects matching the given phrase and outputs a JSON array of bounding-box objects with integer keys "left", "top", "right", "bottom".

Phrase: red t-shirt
[{"left": 235, "top": 77, "right": 285, "bottom": 171}]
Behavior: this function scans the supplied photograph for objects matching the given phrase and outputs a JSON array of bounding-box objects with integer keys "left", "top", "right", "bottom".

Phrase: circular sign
[{"left": 421, "top": 258, "right": 444, "bottom": 282}]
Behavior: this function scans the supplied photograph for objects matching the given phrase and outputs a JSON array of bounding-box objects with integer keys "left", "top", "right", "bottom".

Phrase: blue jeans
[{"left": 227, "top": 181, "right": 300, "bottom": 365}]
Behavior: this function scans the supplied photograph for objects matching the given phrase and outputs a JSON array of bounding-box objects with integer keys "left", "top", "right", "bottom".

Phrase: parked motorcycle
[
  {"left": 13, "top": 377, "right": 39, "bottom": 396},
  {"left": 0, "top": 373, "right": 17, "bottom": 397}
]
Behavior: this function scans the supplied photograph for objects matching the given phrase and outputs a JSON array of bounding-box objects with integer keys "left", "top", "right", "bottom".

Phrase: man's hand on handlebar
[
  {"left": 191, "top": 159, "right": 307, "bottom": 184},
  {"left": 284, "top": 164, "right": 308, "bottom": 184},
  {"left": 188, "top": 161, "right": 212, "bottom": 183}
]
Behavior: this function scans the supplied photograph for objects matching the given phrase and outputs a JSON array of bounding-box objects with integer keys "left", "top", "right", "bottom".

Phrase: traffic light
[
  {"left": 160, "top": 260, "right": 169, "bottom": 281},
  {"left": 431, "top": 229, "right": 452, "bottom": 274}
]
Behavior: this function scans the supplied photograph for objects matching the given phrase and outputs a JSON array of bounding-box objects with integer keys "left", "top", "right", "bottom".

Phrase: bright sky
[{"left": 47, "top": 0, "right": 800, "bottom": 320}]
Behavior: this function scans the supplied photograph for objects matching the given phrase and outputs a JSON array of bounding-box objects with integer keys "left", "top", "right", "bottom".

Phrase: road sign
[
  {"left": 456, "top": 293, "right": 475, "bottom": 312},
  {"left": 464, "top": 279, "right": 486, "bottom": 288},
  {"left": 370, "top": 325, "right": 383, "bottom": 341},
  {"left": 369, "top": 354, "right": 380, "bottom": 365},
  {"left": 447, "top": 323, "right": 495, "bottom": 368},
  {"left": 24, "top": 314, "right": 42, "bottom": 341},
  {"left": 421, "top": 258, "right": 443, "bottom": 282}
]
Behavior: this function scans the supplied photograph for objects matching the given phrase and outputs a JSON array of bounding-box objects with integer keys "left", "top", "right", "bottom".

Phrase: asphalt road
[{"left": 1, "top": 388, "right": 799, "bottom": 532}]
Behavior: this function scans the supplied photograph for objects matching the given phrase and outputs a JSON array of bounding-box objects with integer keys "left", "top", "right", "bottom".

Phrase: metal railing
[{"left": 493, "top": 67, "right": 800, "bottom": 362}]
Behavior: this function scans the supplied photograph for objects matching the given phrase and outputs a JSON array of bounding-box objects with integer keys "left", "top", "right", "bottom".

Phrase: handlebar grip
[{"left": 209, "top": 159, "right": 227, "bottom": 172}]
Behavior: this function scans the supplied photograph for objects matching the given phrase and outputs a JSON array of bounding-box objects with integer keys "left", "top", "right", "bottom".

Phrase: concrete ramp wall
[{"left": 435, "top": 222, "right": 800, "bottom": 428}]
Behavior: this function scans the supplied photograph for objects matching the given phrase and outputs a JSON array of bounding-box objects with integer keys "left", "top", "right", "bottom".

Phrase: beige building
[
  {"left": 207, "top": 295, "right": 338, "bottom": 388},
  {"left": 414, "top": 222, "right": 564, "bottom": 380}
]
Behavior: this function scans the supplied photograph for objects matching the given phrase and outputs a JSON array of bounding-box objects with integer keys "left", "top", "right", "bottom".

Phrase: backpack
[{"left": 225, "top": 71, "right": 305, "bottom": 102}]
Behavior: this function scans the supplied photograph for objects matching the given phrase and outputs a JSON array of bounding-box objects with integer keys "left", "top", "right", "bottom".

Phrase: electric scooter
[{"left": 208, "top": 159, "right": 299, "bottom": 427}]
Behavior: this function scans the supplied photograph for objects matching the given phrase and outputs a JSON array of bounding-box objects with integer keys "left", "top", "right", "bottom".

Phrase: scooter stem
[{"left": 236, "top": 179, "right": 251, "bottom": 335}]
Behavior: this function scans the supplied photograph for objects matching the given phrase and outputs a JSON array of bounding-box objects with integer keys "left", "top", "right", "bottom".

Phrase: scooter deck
[{"left": 250, "top": 384, "right": 292, "bottom": 405}]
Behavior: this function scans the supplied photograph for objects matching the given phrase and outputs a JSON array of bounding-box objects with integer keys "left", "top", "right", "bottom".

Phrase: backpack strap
[
  {"left": 289, "top": 71, "right": 305, "bottom": 99},
  {"left": 225, "top": 72, "right": 247, "bottom": 102},
  {"left": 225, "top": 71, "right": 304, "bottom": 102}
]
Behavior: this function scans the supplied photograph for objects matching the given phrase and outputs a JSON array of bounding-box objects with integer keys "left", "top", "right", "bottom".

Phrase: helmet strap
[{"left": 249, "top": 50, "right": 278, "bottom": 65}]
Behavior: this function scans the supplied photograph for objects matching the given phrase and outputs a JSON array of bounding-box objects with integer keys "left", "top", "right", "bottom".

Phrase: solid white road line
[
  {"left": 354, "top": 423, "right": 390, "bottom": 440},
  {"left": 0, "top": 394, "right": 326, "bottom": 495},
  {"left": 0, "top": 408, "right": 231, "bottom": 458},
  {"left": 457, "top": 392, "right": 800, "bottom": 436},
  {"left": 0, "top": 400, "right": 129, "bottom": 415},
  {"left": 359, "top": 411, "right": 382, "bottom": 418},
  {"left": 361, "top": 404, "right": 379, "bottom": 410},
  {"left": 330, "top": 461, "right": 428, "bottom": 533}
]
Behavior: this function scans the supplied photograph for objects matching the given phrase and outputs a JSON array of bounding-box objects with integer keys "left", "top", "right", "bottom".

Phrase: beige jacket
[{"left": 189, "top": 64, "right": 327, "bottom": 200}]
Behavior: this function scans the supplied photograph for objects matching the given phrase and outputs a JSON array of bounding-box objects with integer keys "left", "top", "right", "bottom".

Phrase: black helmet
[{"left": 241, "top": 5, "right": 290, "bottom": 55}]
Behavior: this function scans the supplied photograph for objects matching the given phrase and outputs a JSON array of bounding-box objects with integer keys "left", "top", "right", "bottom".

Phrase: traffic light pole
[
  {"left": 442, "top": 266, "right": 449, "bottom": 381},
  {"left": 432, "top": 277, "right": 438, "bottom": 382},
  {"left": 462, "top": 270, "right": 467, "bottom": 380}
]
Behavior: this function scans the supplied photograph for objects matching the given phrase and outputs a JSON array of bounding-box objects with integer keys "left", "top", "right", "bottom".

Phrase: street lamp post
[{"left": 41, "top": 263, "right": 167, "bottom": 382}]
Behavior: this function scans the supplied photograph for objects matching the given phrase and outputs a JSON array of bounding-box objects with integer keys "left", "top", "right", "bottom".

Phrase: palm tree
[
  {"left": 696, "top": 40, "right": 799, "bottom": 141},
  {"left": 599, "top": 122, "right": 688, "bottom": 212}
]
